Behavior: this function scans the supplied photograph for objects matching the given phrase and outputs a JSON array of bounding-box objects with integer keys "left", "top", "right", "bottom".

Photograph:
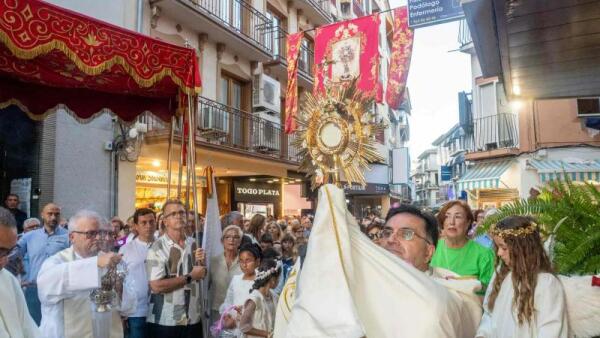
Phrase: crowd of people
[{"left": 0, "top": 191, "right": 573, "bottom": 338}]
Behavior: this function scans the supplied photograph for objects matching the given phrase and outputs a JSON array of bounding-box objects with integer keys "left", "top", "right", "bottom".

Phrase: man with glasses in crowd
[
  {"left": 146, "top": 199, "right": 207, "bottom": 338},
  {"left": 0, "top": 206, "right": 40, "bottom": 338},
  {"left": 37, "top": 209, "right": 133, "bottom": 338},
  {"left": 119, "top": 208, "right": 157, "bottom": 338},
  {"left": 16, "top": 203, "right": 70, "bottom": 325}
]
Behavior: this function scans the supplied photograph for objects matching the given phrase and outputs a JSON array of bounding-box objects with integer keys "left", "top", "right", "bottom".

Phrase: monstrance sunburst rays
[{"left": 293, "top": 79, "right": 385, "bottom": 189}]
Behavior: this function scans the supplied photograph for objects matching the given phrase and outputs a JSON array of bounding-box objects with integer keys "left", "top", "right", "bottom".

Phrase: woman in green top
[{"left": 431, "top": 201, "right": 495, "bottom": 292}]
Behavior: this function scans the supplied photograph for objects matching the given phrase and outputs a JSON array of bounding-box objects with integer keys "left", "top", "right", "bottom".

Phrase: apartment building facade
[
  {"left": 456, "top": 10, "right": 600, "bottom": 209},
  {"left": 411, "top": 149, "right": 440, "bottom": 208}
]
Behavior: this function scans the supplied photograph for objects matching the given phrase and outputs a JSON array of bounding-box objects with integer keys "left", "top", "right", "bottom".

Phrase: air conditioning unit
[
  {"left": 253, "top": 74, "right": 281, "bottom": 113},
  {"left": 198, "top": 105, "right": 228, "bottom": 139}
]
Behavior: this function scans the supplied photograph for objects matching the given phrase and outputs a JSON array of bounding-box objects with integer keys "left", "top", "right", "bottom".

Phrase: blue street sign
[
  {"left": 408, "top": 0, "right": 465, "bottom": 28},
  {"left": 441, "top": 165, "right": 453, "bottom": 182}
]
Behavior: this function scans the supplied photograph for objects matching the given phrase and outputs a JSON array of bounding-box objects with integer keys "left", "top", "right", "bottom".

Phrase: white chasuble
[
  {"left": 0, "top": 270, "right": 40, "bottom": 338},
  {"left": 37, "top": 247, "right": 125, "bottom": 338},
  {"left": 279, "top": 184, "right": 479, "bottom": 338}
]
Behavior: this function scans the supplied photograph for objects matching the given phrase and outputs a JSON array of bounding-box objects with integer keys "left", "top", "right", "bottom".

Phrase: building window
[
  {"left": 577, "top": 98, "right": 600, "bottom": 117},
  {"left": 266, "top": 7, "right": 287, "bottom": 59},
  {"left": 220, "top": 73, "right": 250, "bottom": 146}
]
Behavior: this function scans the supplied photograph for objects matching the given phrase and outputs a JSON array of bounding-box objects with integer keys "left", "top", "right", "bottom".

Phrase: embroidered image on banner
[{"left": 314, "top": 14, "right": 381, "bottom": 101}]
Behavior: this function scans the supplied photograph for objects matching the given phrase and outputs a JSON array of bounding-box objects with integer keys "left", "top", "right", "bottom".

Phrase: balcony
[
  {"left": 143, "top": 97, "right": 301, "bottom": 164},
  {"left": 466, "top": 113, "right": 519, "bottom": 160},
  {"left": 295, "top": 0, "right": 332, "bottom": 26},
  {"left": 457, "top": 19, "right": 472, "bottom": 51},
  {"left": 264, "top": 27, "right": 314, "bottom": 89},
  {"left": 159, "top": 0, "right": 273, "bottom": 61}
]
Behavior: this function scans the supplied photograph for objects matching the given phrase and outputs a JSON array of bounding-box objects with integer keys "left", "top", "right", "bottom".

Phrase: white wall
[
  {"left": 117, "top": 161, "right": 136, "bottom": 220},
  {"left": 47, "top": 0, "right": 136, "bottom": 28},
  {"left": 365, "top": 164, "right": 389, "bottom": 184},
  {"left": 53, "top": 111, "right": 113, "bottom": 218}
]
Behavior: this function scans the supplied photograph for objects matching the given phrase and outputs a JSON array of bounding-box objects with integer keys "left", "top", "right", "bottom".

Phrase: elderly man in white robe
[
  {"left": 37, "top": 210, "right": 135, "bottom": 338},
  {"left": 0, "top": 206, "right": 40, "bottom": 338}
]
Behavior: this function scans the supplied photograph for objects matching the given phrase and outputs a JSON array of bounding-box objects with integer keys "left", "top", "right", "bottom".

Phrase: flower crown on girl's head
[
  {"left": 254, "top": 259, "right": 282, "bottom": 282},
  {"left": 489, "top": 221, "right": 538, "bottom": 238}
]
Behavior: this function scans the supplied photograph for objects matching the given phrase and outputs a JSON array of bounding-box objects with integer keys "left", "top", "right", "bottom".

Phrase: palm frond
[{"left": 479, "top": 176, "right": 600, "bottom": 275}]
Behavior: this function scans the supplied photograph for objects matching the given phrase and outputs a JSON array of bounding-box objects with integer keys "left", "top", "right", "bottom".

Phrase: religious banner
[
  {"left": 386, "top": 7, "right": 414, "bottom": 109},
  {"left": 284, "top": 32, "right": 304, "bottom": 134},
  {"left": 313, "top": 14, "right": 381, "bottom": 101}
]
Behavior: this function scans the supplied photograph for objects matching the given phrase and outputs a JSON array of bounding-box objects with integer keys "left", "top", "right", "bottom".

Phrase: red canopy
[{"left": 0, "top": 0, "right": 201, "bottom": 122}]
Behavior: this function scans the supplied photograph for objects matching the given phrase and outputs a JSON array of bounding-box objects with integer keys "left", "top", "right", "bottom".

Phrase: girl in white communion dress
[
  {"left": 477, "top": 216, "right": 569, "bottom": 338},
  {"left": 239, "top": 259, "right": 280, "bottom": 338}
]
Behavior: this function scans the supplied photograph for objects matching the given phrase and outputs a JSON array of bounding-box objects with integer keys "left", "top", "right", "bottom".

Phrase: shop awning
[
  {"left": 528, "top": 159, "right": 600, "bottom": 183},
  {"left": 0, "top": 0, "right": 201, "bottom": 122},
  {"left": 457, "top": 160, "right": 513, "bottom": 191}
]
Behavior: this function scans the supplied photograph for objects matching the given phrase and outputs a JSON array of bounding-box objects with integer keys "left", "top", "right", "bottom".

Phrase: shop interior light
[
  {"left": 295, "top": 179, "right": 302, "bottom": 182},
  {"left": 152, "top": 160, "right": 160, "bottom": 167},
  {"left": 267, "top": 180, "right": 273, "bottom": 183},
  {"left": 510, "top": 100, "right": 523, "bottom": 111},
  {"left": 249, "top": 178, "right": 256, "bottom": 182},
  {"left": 273, "top": 178, "right": 280, "bottom": 182}
]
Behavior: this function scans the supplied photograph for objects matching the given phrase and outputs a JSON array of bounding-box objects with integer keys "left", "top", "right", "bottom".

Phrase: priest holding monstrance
[
  {"left": 37, "top": 210, "right": 135, "bottom": 338},
  {"left": 274, "top": 81, "right": 482, "bottom": 337}
]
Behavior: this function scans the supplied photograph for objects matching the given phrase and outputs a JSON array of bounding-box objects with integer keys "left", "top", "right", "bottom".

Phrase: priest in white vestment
[
  {"left": 0, "top": 207, "right": 40, "bottom": 338},
  {"left": 37, "top": 210, "right": 135, "bottom": 338},
  {"left": 278, "top": 185, "right": 481, "bottom": 338}
]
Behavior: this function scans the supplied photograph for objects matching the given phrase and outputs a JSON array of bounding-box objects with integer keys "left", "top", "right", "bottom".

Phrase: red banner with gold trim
[
  {"left": 385, "top": 7, "right": 413, "bottom": 109},
  {"left": 313, "top": 14, "right": 381, "bottom": 101},
  {"left": 0, "top": 0, "right": 200, "bottom": 121},
  {"left": 284, "top": 32, "right": 303, "bottom": 134}
]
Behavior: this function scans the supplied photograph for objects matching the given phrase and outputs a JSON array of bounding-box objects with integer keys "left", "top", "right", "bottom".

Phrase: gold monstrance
[{"left": 294, "top": 79, "right": 386, "bottom": 189}]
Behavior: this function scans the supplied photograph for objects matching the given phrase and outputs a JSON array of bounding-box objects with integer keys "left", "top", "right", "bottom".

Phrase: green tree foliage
[{"left": 480, "top": 178, "right": 600, "bottom": 275}]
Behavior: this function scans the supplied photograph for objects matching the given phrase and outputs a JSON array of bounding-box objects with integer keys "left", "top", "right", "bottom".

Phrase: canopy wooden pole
[
  {"left": 166, "top": 115, "right": 176, "bottom": 198},
  {"left": 185, "top": 132, "right": 192, "bottom": 211},
  {"left": 177, "top": 116, "right": 184, "bottom": 199},
  {"left": 188, "top": 96, "right": 201, "bottom": 248}
]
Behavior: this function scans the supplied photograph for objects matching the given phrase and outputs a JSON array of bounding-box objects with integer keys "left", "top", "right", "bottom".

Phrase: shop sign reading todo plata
[
  {"left": 236, "top": 187, "right": 280, "bottom": 196},
  {"left": 234, "top": 181, "right": 282, "bottom": 203}
]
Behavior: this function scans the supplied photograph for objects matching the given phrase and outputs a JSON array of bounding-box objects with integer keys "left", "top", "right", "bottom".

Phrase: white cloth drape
[{"left": 280, "top": 184, "right": 480, "bottom": 338}]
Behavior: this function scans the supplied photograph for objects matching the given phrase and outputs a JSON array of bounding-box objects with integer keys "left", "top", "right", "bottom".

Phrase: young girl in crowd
[
  {"left": 273, "top": 234, "right": 296, "bottom": 294},
  {"left": 239, "top": 259, "right": 281, "bottom": 338},
  {"left": 220, "top": 243, "right": 262, "bottom": 334},
  {"left": 476, "top": 216, "right": 568, "bottom": 337}
]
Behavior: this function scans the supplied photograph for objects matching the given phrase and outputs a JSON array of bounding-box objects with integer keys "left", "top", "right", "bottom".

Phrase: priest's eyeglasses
[
  {"left": 72, "top": 230, "right": 115, "bottom": 239},
  {"left": 379, "top": 227, "right": 432, "bottom": 245},
  {"left": 0, "top": 245, "right": 18, "bottom": 259}
]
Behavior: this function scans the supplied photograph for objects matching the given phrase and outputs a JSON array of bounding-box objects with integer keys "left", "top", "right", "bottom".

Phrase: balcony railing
[
  {"left": 312, "top": 0, "right": 332, "bottom": 16},
  {"left": 458, "top": 19, "right": 472, "bottom": 47},
  {"left": 143, "top": 97, "right": 301, "bottom": 163},
  {"left": 472, "top": 113, "right": 519, "bottom": 152},
  {"left": 187, "top": 0, "right": 273, "bottom": 53},
  {"left": 268, "top": 27, "right": 314, "bottom": 79}
]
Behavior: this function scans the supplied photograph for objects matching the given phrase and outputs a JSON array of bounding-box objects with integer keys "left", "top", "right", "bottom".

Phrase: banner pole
[
  {"left": 177, "top": 115, "right": 184, "bottom": 199},
  {"left": 166, "top": 116, "right": 175, "bottom": 198}
]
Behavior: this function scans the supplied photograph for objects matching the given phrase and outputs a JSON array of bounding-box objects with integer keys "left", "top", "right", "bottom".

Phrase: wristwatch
[{"left": 184, "top": 273, "right": 192, "bottom": 284}]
